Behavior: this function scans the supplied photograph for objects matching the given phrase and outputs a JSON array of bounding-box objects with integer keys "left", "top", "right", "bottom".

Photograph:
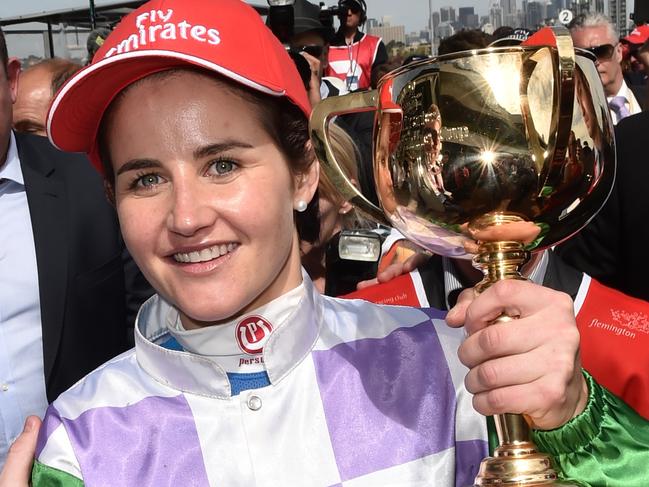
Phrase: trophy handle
[
  {"left": 310, "top": 91, "right": 389, "bottom": 225},
  {"left": 544, "top": 26, "right": 577, "bottom": 191}
]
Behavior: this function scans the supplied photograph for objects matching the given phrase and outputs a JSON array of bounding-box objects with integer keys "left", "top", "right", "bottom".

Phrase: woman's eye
[
  {"left": 210, "top": 160, "right": 236, "bottom": 176},
  {"left": 137, "top": 174, "right": 162, "bottom": 187}
]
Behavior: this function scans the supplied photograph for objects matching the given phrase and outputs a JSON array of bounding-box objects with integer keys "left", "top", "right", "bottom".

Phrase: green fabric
[
  {"left": 533, "top": 371, "right": 649, "bottom": 486},
  {"left": 486, "top": 415, "right": 498, "bottom": 454},
  {"left": 31, "top": 460, "right": 84, "bottom": 487}
]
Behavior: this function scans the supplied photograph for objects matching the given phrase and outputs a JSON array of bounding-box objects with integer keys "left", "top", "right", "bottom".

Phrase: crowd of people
[{"left": 0, "top": 0, "right": 648, "bottom": 485}]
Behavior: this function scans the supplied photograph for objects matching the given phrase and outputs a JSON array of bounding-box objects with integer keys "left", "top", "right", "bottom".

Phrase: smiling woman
[
  {"left": 21, "top": 0, "right": 649, "bottom": 486},
  {"left": 103, "top": 70, "right": 317, "bottom": 327}
]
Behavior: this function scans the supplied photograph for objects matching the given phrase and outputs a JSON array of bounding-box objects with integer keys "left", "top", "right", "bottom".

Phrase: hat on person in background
[
  {"left": 624, "top": 24, "right": 649, "bottom": 45},
  {"left": 86, "top": 27, "right": 112, "bottom": 60},
  {"left": 293, "top": 0, "right": 333, "bottom": 41},
  {"left": 490, "top": 28, "right": 534, "bottom": 47}
]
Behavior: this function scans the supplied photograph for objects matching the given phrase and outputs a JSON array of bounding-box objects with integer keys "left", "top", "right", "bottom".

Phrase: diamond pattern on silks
[
  {"left": 43, "top": 395, "right": 210, "bottom": 486},
  {"left": 312, "top": 320, "right": 457, "bottom": 482}
]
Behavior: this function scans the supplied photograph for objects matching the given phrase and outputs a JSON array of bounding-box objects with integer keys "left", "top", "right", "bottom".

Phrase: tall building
[
  {"left": 526, "top": 1, "right": 545, "bottom": 28},
  {"left": 437, "top": 21, "right": 455, "bottom": 39},
  {"left": 501, "top": 0, "right": 518, "bottom": 28},
  {"left": 501, "top": 0, "right": 517, "bottom": 16},
  {"left": 459, "top": 7, "right": 475, "bottom": 27},
  {"left": 609, "top": 0, "right": 627, "bottom": 35},
  {"left": 570, "top": 0, "right": 604, "bottom": 15},
  {"left": 490, "top": 3, "right": 504, "bottom": 29},
  {"left": 440, "top": 6, "right": 456, "bottom": 23},
  {"left": 368, "top": 24, "right": 406, "bottom": 44}
]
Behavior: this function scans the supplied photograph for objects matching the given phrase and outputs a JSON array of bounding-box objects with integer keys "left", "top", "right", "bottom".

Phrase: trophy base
[{"left": 472, "top": 442, "right": 578, "bottom": 486}]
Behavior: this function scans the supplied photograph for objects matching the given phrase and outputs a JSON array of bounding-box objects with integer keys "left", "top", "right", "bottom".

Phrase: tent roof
[{"left": 1, "top": 1, "right": 268, "bottom": 28}]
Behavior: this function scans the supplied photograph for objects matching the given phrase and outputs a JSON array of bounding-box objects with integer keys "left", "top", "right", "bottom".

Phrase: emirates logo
[{"left": 236, "top": 316, "right": 273, "bottom": 355}]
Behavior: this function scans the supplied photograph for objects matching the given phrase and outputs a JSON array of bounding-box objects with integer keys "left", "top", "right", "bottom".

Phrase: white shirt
[
  {"left": 607, "top": 80, "right": 642, "bottom": 124},
  {"left": 0, "top": 132, "right": 48, "bottom": 469}
]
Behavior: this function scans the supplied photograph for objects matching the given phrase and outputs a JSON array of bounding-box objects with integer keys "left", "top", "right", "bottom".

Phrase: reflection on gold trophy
[{"left": 310, "top": 26, "right": 614, "bottom": 486}]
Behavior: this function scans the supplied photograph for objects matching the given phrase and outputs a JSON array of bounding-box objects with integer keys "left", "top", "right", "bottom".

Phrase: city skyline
[{"left": 366, "top": 0, "right": 637, "bottom": 33}]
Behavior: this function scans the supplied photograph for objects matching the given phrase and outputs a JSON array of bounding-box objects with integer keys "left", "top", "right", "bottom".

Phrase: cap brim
[
  {"left": 47, "top": 50, "right": 286, "bottom": 155},
  {"left": 623, "top": 36, "right": 648, "bottom": 44}
]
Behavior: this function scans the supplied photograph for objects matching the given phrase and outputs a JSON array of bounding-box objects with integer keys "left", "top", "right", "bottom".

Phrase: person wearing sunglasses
[
  {"left": 287, "top": 0, "right": 349, "bottom": 106},
  {"left": 326, "top": 0, "right": 387, "bottom": 92},
  {"left": 570, "top": 13, "right": 643, "bottom": 124}
]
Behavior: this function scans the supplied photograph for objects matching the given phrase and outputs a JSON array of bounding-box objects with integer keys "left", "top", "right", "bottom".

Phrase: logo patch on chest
[{"left": 236, "top": 316, "right": 273, "bottom": 355}]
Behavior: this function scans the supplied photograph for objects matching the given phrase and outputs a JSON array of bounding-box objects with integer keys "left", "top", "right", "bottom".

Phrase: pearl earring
[{"left": 295, "top": 200, "right": 308, "bottom": 212}]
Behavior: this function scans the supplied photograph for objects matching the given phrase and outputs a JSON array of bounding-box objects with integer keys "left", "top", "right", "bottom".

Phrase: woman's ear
[
  {"left": 338, "top": 200, "right": 353, "bottom": 215},
  {"left": 294, "top": 147, "right": 320, "bottom": 206}
]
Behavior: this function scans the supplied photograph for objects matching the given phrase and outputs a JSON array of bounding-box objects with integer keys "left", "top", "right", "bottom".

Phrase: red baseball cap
[
  {"left": 624, "top": 24, "right": 649, "bottom": 45},
  {"left": 47, "top": 0, "right": 311, "bottom": 172}
]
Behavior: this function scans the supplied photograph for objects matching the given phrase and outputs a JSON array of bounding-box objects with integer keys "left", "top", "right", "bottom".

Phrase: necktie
[{"left": 608, "top": 96, "right": 631, "bottom": 122}]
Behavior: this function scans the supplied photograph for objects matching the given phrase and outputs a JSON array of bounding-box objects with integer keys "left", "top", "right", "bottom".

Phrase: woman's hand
[
  {"left": 446, "top": 280, "right": 589, "bottom": 430},
  {"left": 0, "top": 416, "right": 41, "bottom": 487},
  {"left": 300, "top": 51, "right": 322, "bottom": 107}
]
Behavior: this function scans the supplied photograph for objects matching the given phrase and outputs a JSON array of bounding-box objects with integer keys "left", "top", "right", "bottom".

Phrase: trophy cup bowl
[{"left": 309, "top": 27, "right": 614, "bottom": 486}]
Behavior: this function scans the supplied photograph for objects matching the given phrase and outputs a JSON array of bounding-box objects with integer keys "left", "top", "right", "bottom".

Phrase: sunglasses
[
  {"left": 340, "top": 2, "right": 362, "bottom": 14},
  {"left": 583, "top": 43, "right": 617, "bottom": 60},
  {"left": 297, "top": 45, "right": 324, "bottom": 58}
]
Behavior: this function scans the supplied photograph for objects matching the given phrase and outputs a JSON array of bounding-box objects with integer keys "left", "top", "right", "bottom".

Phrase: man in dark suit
[
  {"left": 556, "top": 111, "right": 649, "bottom": 302},
  {"left": 0, "top": 30, "right": 151, "bottom": 467}
]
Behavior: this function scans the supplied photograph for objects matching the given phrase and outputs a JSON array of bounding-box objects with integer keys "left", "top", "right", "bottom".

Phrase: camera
[
  {"left": 267, "top": 0, "right": 296, "bottom": 44},
  {"left": 324, "top": 230, "right": 383, "bottom": 296},
  {"left": 318, "top": 3, "right": 344, "bottom": 31}
]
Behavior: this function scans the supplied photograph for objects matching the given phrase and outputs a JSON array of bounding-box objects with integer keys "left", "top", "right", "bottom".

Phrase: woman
[
  {"left": 300, "top": 123, "right": 369, "bottom": 293},
  {"left": 26, "top": 0, "right": 649, "bottom": 485}
]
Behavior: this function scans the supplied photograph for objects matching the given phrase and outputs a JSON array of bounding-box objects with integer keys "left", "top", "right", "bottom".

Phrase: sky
[{"left": 1, "top": 0, "right": 639, "bottom": 58}]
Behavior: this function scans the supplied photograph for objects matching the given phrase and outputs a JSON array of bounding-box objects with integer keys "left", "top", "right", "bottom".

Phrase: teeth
[{"left": 173, "top": 244, "right": 237, "bottom": 263}]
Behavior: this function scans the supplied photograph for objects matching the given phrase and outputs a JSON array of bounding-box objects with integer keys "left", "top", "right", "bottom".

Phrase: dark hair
[
  {"left": 97, "top": 68, "right": 320, "bottom": 243},
  {"left": 438, "top": 29, "right": 494, "bottom": 56},
  {"left": 0, "top": 28, "right": 8, "bottom": 75},
  {"left": 492, "top": 26, "right": 515, "bottom": 40},
  {"left": 50, "top": 59, "right": 82, "bottom": 94}
]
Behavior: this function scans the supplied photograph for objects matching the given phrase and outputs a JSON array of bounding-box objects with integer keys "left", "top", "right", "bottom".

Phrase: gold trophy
[{"left": 310, "top": 27, "right": 614, "bottom": 486}]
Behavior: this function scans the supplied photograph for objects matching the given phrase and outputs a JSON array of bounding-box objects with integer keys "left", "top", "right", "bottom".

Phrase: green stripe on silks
[{"left": 32, "top": 460, "right": 84, "bottom": 487}]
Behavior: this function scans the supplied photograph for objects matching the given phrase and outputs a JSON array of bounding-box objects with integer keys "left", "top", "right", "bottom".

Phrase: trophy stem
[{"left": 471, "top": 240, "right": 575, "bottom": 486}]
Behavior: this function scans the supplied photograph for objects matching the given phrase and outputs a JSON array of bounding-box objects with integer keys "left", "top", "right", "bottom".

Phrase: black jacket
[
  {"left": 555, "top": 111, "right": 649, "bottom": 302},
  {"left": 17, "top": 132, "right": 152, "bottom": 401}
]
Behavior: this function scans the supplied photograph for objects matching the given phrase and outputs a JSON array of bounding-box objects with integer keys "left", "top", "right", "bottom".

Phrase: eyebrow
[
  {"left": 193, "top": 140, "right": 254, "bottom": 160},
  {"left": 115, "top": 140, "right": 255, "bottom": 176},
  {"left": 115, "top": 159, "right": 162, "bottom": 176}
]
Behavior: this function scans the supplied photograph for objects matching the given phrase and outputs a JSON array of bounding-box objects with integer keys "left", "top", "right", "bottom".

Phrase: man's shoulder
[
  {"left": 15, "top": 132, "right": 97, "bottom": 180},
  {"left": 616, "top": 110, "right": 649, "bottom": 138}
]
